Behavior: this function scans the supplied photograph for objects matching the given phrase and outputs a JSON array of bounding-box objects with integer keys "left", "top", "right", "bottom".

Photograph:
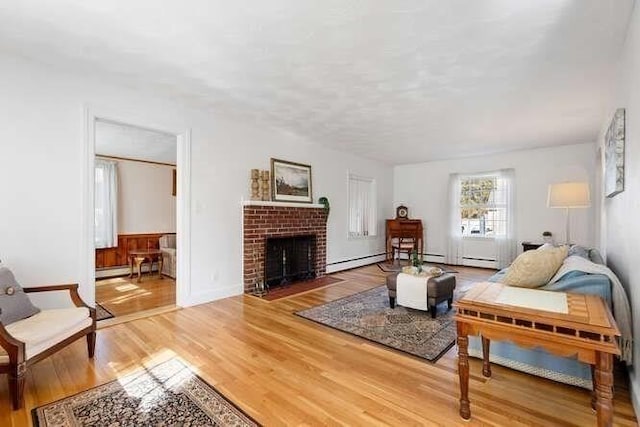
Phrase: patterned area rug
[
  {"left": 296, "top": 286, "right": 458, "bottom": 362},
  {"left": 377, "top": 262, "right": 458, "bottom": 274},
  {"left": 32, "top": 358, "right": 259, "bottom": 427},
  {"left": 95, "top": 303, "right": 114, "bottom": 321}
]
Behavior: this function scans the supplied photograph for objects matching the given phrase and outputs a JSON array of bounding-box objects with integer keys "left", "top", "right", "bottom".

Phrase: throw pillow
[
  {"left": 502, "top": 246, "right": 568, "bottom": 288},
  {"left": 0, "top": 267, "right": 40, "bottom": 325},
  {"left": 589, "top": 248, "right": 605, "bottom": 265},
  {"left": 568, "top": 245, "right": 590, "bottom": 259}
]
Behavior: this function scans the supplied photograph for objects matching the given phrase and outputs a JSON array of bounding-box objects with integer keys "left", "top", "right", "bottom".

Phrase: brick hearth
[{"left": 243, "top": 204, "right": 328, "bottom": 292}]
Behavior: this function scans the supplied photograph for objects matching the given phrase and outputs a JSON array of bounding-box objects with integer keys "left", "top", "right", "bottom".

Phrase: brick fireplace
[{"left": 243, "top": 202, "right": 328, "bottom": 292}]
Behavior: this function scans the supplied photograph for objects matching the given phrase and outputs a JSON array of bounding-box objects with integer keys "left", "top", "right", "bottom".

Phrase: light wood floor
[
  {"left": 2, "top": 265, "right": 637, "bottom": 426},
  {"left": 95, "top": 274, "right": 176, "bottom": 317}
]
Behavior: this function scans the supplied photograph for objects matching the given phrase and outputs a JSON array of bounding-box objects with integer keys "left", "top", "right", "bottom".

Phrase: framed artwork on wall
[
  {"left": 270, "top": 158, "right": 312, "bottom": 203},
  {"left": 604, "top": 108, "right": 625, "bottom": 198}
]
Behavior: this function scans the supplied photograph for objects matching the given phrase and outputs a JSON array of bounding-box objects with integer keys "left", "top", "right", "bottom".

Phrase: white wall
[
  {"left": 0, "top": 54, "right": 393, "bottom": 307},
  {"left": 600, "top": 1, "right": 640, "bottom": 414},
  {"left": 113, "top": 159, "right": 176, "bottom": 234},
  {"left": 394, "top": 143, "right": 596, "bottom": 265}
]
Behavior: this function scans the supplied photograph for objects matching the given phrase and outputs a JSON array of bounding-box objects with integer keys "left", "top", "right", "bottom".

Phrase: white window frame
[
  {"left": 458, "top": 172, "right": 507, "bottom": 240},
  {"left": 348, "top": 173, "right": 377, "bottom": 238}
]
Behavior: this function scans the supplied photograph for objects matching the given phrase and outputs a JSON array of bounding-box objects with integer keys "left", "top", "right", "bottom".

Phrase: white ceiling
[
  {"left": 95, "top": 120, "right": 177, "bottom": 164},
  {"left": 0, "top": 0, "right": 634, "bottom": 164}
]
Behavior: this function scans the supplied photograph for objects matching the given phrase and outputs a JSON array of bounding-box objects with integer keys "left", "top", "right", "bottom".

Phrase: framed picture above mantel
[{"left": 271, "top": 158, "right": 313, "bottom": 203}]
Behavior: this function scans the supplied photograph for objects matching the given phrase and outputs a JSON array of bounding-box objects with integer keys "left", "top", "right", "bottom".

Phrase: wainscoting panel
[{"left": 95, "top": 233, "right": 174, "bottom": 269}]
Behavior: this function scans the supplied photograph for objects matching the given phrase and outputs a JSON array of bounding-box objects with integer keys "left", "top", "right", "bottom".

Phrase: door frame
[{"left": 82, "top": 105, "right": 192, "bottom": 307}]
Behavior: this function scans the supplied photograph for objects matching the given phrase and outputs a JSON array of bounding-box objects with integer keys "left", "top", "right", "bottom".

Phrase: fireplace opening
[{"left": 265, "top": 235, "right": 317, "bottom": 287}]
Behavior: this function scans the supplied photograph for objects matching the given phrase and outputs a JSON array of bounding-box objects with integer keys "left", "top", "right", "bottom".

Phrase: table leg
[
  {"left": 386, "top": 237, "right": 391, "bottom": 262},
  {"left": 135, "top": 257, "right": 144, "bottom": 283},
  {"left": 481, "top": 336, "right": 492, "bottom": 378},
  {"left": 457, "top": 322, "right": 471, "bottom": 420},
  {"left": 128, "top": 255, "right": 134, "bottom": 278},
  {"left": 594, "top": 352, "right": 614, "bottom": 427},
  {"left": 591, "top": 364, "right": 597, "bottom": 411}
]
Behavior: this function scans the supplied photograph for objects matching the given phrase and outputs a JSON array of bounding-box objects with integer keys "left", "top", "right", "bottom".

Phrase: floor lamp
[{"left": 547, "top": 182, "right": 591, "bottom": 245}]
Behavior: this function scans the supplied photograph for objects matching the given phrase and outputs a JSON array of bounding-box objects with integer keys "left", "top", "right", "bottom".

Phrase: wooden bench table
[
  {"left": 454, "top": 282, "right": 620, "bottom": 427},
  {"left": 128, "top": 249, "right": 164, "bottom": 282}
]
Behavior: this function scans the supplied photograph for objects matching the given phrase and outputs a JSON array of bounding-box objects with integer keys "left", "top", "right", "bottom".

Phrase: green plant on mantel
[{"left": 318, "top": 196, "right": 330, "bottom": 215}]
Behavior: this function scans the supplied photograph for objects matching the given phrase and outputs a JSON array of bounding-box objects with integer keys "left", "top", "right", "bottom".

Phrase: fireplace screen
[{"left": 264, "top": 235, "right": 316, "bottom": 287}]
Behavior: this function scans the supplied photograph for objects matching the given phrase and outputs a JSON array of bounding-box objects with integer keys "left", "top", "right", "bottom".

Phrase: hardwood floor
[
  {"left": 95, "top": 275, "right": 176, "bottom": 317},
  {"left": 1, "top": 265, "right": 636, "bottom": 426}
]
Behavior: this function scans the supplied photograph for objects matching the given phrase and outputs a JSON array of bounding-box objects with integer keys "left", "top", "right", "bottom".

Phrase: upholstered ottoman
[{"left": 385, "top": 272, "right": 456, "bottom": 318}]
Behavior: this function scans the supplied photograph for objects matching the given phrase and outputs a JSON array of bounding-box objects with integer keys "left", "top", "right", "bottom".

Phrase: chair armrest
[
  {"left": 0, "top": 321, "right": 25, "bottom": 363},
  {"left": 23, "top": 284, "right": 92, "bottom": 311},
  {"left": 23, "top": 283, "right": 78, "bottom": 293},
  {"left": 0, "top": 322, "right": 24, "bottom": 347}
]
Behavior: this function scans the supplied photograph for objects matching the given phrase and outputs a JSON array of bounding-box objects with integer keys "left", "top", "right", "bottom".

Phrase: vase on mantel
[
  {"left": 260, "top": 170, "right": 270, "bottom": 201},
  {"left": 250, "top": 169, "right": 260, "bottom": 200}
]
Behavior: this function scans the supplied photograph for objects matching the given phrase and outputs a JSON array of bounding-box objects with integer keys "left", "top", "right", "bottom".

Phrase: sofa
[
  {"left": 468, "top": 248, "right": 612, "bottom": 389},
  {"left": 159, "top": 234, "right": 176, "bottom": 279}
]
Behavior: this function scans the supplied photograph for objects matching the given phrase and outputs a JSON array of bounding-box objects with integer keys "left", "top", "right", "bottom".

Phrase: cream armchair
[
  {"left": 159, "top": 234, "right": 176, "bottom": 279},
  {"left": 0, "top": 283, "right": 96, "bottom": 409}
]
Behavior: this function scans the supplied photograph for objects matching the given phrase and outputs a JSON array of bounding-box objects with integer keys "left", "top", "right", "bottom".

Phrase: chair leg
[
  {"left": 87, "top": 332, "right": 96, "bottom": 358},
  {"left": 389, "top": 296, "right": 396, "bottom": 309},
  {"left": 430, "top": 305, "right": 437, "bottom": 319},
  {"left": 447, "top": 297, "right": 453, "bottom": 310},
  {"left": 9, "top": 362, "right": 25, "bottom": 410}
]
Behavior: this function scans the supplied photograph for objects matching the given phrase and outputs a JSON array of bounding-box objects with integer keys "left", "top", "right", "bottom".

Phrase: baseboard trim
[
  {"left": 184, "top": 284, "right": 242, "bottom": 307},
  {"left": 326, "top": 254, "right": 386, "bottom": 273},
  {"left": 462, "top": 258, "right": 497, "bottom": 269},
  {"left": 394, "top": 253, "right": 446, "bottom": 264},
  {"left": 96, "top": 265, "right": 159, "bottom": 279}
]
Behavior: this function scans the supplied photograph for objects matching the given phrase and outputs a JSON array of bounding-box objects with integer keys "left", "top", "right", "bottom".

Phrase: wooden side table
[
  {"left": 128, "top": 249, "right": 164, "bottom": 282},
  {"left": 454, "top": 282, "right": 620, "bottom": 426}
]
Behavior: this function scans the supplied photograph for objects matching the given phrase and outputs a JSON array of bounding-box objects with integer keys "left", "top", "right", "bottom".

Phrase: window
[
  {"left": 459, "top": 173, "right": 508, "bottom": 237},
  {"left": 95, "top": 159, "right": 118, "bottom": 248},
  {"left": 348, "top": 174, "right": 377, "bottom": 237}
]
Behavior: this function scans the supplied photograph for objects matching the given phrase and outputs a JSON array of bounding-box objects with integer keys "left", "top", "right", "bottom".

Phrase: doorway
[{"left": 84, "top": 111, "right": 191, "bottom": 322}]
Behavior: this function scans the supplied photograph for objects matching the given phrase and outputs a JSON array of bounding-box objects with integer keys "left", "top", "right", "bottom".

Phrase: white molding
[
  {"left": 326, "top": 254, "right": 386, "bottom": 273},
  {"left": 462, "top": 258, "right": 497, "bottom": 269},
  {"left": 83, "top": 105, "right": 192, "bottom": 308},
  {"left": 95, "top": 265, "right": 160, "bottom": 279},
  {"left": 242, "top": 200, "right": 324, "bottom": 208},
  {"left": 175, "top": 130, "right": 192, "bottom": 307},
  {"left": 184, "top": 284, "right": 241, "bottom": 307},
  {"left": 81, "top": 107, "right": 97, "bottom": 305},
  {"left": 425, "top": 254, "right": 446, "bottom": 264},
  {"left": 396, "top": 253, "right": 447, "bottom": 264}
]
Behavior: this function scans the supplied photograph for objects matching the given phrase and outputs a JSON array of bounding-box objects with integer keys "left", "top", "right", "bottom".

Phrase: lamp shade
[{"left": 547, "top": 182, "right": 591, "bottom": 208}]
